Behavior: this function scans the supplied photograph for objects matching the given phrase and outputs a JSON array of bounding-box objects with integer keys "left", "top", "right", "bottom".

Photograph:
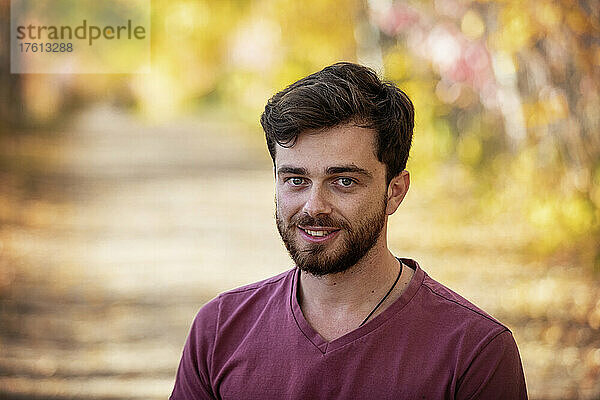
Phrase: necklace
[{"left": 359, "top": 260, "right": 403, "bottom": 327}]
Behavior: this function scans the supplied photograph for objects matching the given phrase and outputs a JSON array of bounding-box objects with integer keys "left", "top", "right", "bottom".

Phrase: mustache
[{"left": 291, "top": 214, "right": 351, "bottom": 231}]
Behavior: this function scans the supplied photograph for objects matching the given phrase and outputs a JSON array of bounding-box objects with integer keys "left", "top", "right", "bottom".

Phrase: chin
[{"left": 296, "top": 249, "right": 360, "bottom": 277}]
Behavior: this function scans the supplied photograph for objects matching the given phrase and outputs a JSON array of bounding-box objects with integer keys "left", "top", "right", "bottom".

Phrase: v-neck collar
[{"left": 289, "top": 258, "right": 425, "bottom": 354}]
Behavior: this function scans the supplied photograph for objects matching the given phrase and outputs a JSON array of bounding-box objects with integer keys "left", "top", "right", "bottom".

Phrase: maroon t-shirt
[{"left": 170, "top": 259, "right": 527, "bottom": 399}]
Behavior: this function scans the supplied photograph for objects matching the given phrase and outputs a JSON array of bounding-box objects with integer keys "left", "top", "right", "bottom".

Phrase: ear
[{"left": 385, "top": 170, "right": 410, "bottom": 215}]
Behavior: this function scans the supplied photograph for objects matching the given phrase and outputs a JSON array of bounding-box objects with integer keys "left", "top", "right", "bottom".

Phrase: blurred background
[{"left": 1, "top": 0, "right": 599, "bottom": 398}]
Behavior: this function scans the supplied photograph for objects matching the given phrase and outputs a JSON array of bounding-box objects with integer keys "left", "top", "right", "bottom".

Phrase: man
[{"left": 170, "top": 62, "right": 527, "bottom": 399}]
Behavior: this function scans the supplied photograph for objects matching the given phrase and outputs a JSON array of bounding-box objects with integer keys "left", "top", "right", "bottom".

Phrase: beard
[{"left": 275, "top": 196, "right": 387, "bottom": 277}]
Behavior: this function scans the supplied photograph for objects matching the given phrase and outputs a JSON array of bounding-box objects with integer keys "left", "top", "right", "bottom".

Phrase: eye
[
  {"left": 335, "top": 177, "right": 356, "bottom": 187},
  {"left": 286, "top": 177, "right": 307, "bottom": 186}
]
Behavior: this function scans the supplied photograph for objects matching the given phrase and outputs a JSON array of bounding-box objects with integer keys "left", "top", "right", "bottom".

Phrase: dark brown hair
[{"left": 260, "top": 62, "right": 414, "bottom": 184}]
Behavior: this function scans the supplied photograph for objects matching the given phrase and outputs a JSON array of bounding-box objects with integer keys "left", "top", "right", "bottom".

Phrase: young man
[{"left": 170, "top": 62, "right": 527, "bottom": 399}]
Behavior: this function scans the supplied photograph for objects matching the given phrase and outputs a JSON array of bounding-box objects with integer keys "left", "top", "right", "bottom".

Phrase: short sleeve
[
  {"left": 456, "top": 330, "right": 527, "bottom": 400},
  {"left": 170, "top": 297, "right": 220, "bottom": 400}
]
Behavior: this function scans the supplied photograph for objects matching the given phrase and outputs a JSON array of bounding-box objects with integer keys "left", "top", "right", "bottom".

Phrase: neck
[
  {"left": 297, "top": 235, "right": 406, "bottom": 333},
  {"left": 300, "top": 251, "right": 397, "bottom": 304}
]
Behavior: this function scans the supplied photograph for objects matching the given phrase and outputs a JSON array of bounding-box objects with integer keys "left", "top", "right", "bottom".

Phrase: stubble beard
[{"left": 275, "top": 196, "right": 388, "bottom": 277}]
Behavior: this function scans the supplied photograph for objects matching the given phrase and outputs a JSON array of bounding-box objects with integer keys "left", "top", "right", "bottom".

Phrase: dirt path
[{"left": 1, "top": 106, "right": 598, "bottom": 399}]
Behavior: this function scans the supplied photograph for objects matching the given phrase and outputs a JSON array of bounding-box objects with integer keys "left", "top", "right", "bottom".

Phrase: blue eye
[
  {"left": 288, "top": 177, "right": 306, "bottom": 186},
  {"left": 336, "top": 177, "right": 355, "bottom": 187}
]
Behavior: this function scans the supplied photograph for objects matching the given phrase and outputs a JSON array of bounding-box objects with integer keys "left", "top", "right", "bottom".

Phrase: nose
[{"left": 302, "top": 185, "right": 332, "bottom": 217}]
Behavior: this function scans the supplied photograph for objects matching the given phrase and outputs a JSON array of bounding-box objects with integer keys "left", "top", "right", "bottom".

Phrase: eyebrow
[
  {"left": 326, "top": 164, "right": 373, "bottom": 178},
  {"left": 276, "top": 164, "right": 373, "bottom": 179},
  {"left": 277, "top": 166, "right": 308, "bottom": 176}
]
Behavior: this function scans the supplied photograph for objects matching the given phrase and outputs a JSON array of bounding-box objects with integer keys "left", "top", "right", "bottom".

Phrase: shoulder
[
  {"left": 217, "top": 268, "right": 293, "bottom": 307},
  {"left": 402, "top": 259, "right": 512, "bottom": 350},
  {"left": 219, "top": 268, "right": 293, "bottom": 298},
  {"left": 409, "top": 265, "right": 518, "bottom": 366},
  {"left": 419, "top": 272, "right": 508, "bottom": 333},
  {"left": 405, "top": 263, "right": 526, "bottom": 391},
  {"left": 172, "top": 272, "right": 294, "bottom": 400},
  {"left": 193, "top": 268, "right": 294, "bottom": 327}
]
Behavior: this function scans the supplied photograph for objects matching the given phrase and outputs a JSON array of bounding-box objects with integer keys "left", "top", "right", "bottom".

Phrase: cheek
[
  {"left": 339, "top": 194, "right": 381, "bottom": 220},
  {"left": 275, "top": 188, "right": 301, "bottom": 216}
]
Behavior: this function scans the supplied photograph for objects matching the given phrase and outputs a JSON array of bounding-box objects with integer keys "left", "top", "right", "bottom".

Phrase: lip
[{"left": 297, "top": 226, "right": 341, "bottom": 243}]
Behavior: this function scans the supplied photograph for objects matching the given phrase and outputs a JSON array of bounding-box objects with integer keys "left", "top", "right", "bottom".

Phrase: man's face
[{"left": 274, "top": 124, "right": 390, "bottom": 276}]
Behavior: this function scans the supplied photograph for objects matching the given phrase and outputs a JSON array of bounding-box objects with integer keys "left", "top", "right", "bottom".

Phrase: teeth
[{"left": 304, "top": 229, "right": 332, "bottom": 237}]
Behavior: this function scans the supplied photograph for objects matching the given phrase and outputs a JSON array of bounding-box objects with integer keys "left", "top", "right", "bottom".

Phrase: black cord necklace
[{"left": 359, "top": 260, "right": 403, "bottom": 327}]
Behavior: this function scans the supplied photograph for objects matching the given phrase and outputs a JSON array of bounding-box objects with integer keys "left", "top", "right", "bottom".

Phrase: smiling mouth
[{"left": 298, "top": 227, "right": 340, "bottom": 238}]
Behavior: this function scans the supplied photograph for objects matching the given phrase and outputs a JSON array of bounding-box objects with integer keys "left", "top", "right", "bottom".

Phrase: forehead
[{"left": 274, "top": 124, "right": 382, "bottom": 172}]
